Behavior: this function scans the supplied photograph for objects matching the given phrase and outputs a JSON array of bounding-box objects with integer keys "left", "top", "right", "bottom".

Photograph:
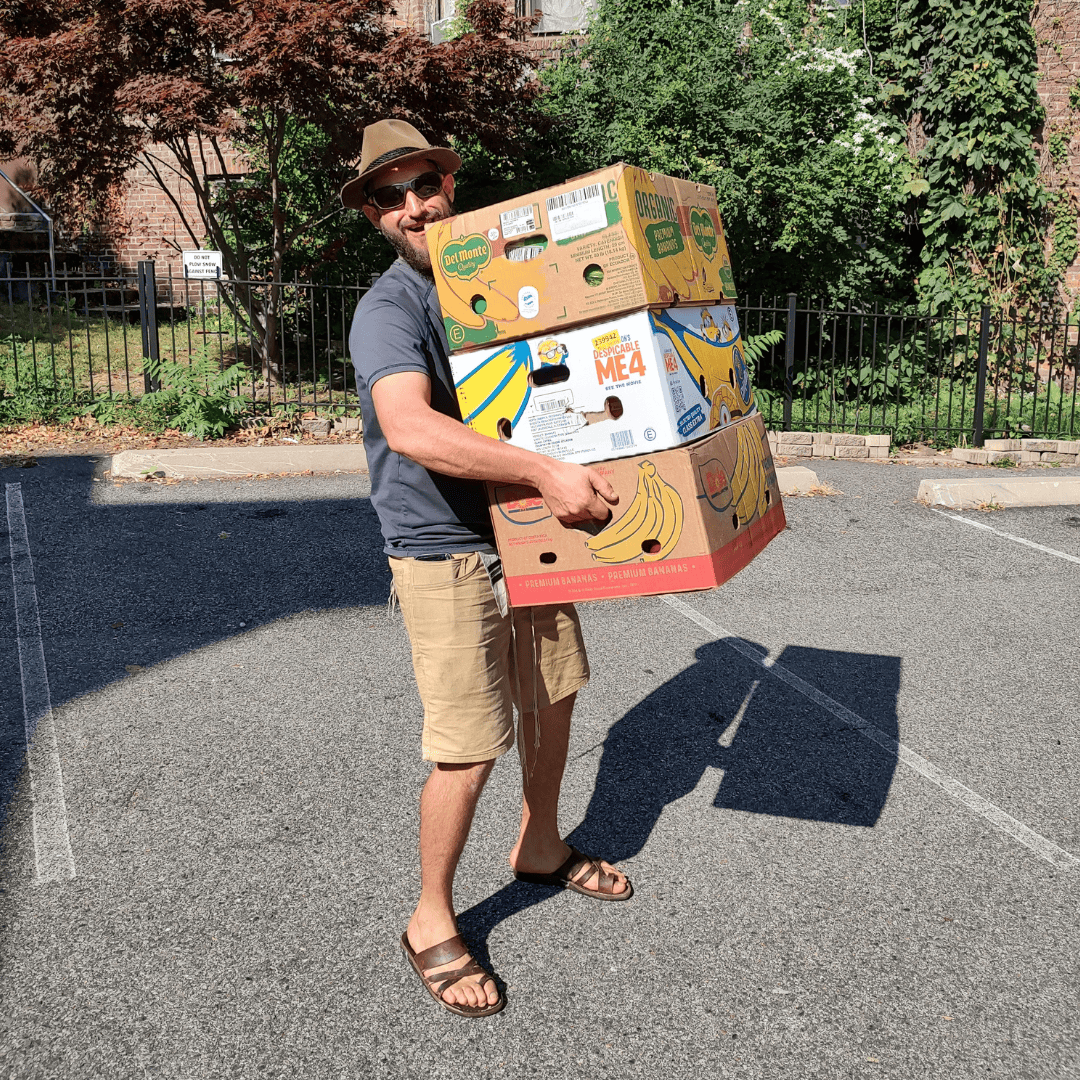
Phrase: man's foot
[
  {"left": 404, "top": 915, "right": 501, "bottom": 1011},
  {"left": 510, "top": 840, "right": 632, "bottom": 900}
]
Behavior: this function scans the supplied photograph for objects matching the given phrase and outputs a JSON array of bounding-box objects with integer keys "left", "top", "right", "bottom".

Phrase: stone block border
[
  {"left": 952, "top": 438, "right": 1080, "bottom": 466},
  {"left": 767, "top": 431, "right": 890, "bottom": 460}
]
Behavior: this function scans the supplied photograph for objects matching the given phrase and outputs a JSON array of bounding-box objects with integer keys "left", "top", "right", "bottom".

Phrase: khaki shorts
[{"left": 389, "top": 552, "right": 589, "bottom": 763}]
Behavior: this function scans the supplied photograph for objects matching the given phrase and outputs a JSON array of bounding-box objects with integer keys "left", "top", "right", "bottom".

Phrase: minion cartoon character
[
  {"left": 537, "top": 338, "right": 570, "bottom": 367},
  {"left": 699, "top": 309, "right": 720, "bottom": 343}
]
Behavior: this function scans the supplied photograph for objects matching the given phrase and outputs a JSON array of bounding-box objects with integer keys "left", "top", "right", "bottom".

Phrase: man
[{"left": 342, "top": 120, "right": 632, "bottom": 1018}]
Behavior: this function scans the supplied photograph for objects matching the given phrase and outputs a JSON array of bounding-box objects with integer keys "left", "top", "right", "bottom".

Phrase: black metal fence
[
  {"left": 0, "top": 263, "right": 369, "bottom": 414},
  {"left": 2, "top": 267, "right": 1078, "bottom": 445},
  {"left": 741, "top": 294, "right": 1079, "bottom": 444}
]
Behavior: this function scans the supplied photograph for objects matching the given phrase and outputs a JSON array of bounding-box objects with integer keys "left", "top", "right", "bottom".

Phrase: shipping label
[
  {"left": 546, "top": 183, "right": 607, "bottom": 242},
  {"left": 500, "top": 204, "right": 537, "bottom": 239}
]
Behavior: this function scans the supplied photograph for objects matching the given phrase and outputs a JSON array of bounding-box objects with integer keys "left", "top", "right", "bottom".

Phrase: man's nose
[{"left": 403, "top": 188, "right": 425, "bottom": 217}]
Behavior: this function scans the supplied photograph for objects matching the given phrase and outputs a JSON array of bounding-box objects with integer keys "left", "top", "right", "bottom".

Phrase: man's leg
[
  {"left": 406, "top": 758, "right": 501, "bottom": 1009},
  {"left": 508, "top": 693, "right": 629, "bottom": 895}
]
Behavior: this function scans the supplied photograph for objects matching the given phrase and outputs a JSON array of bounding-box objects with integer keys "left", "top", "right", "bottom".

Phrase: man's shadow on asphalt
[{"left": 458, "top": 640, "right": 900, "bottom": 968}]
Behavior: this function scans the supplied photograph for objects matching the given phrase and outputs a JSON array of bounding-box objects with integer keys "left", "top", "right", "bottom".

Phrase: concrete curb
[
  {"left": 917, "top": 477, "right": 1080, "bottom": 510},
  {"left": 111, "top": 444, "right": 369, "bottom": 479},
  {"left": 111, "top": 443, "right": 818, "bottom": 496},
  {"left": 776, "top": 466, "right": 820, "bottom": 495}
]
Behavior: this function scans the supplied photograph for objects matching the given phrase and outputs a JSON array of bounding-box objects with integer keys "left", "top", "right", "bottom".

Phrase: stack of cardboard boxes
[{"left": 427, "top": 163, "right": 786, "bottom": 606}]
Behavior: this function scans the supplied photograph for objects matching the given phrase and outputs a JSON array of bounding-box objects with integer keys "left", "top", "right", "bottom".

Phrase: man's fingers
[{"left": 589, "top": 471, "right": 620, "bottom": 506}]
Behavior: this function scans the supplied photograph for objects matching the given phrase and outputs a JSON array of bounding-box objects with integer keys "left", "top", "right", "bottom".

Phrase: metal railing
[
  {"left": 1, "top": 270, "right": 1077, "bottom": 445},
  {"left": 0, "top": 265, "right": 368, "bottom": 414},
  {"left": 740, "top": 294, "right": 1079, "bottom": 444}
]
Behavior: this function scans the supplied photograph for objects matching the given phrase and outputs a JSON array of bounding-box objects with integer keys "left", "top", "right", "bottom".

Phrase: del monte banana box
[
  {"left": 450, "top": 303, "right": 754, "bottom": 465},
  {"left": 489, "top": 413, "right": 784, "bottom": 607},
  {"left": 428, "top": 164, "right": 737, "bottom": 351}
]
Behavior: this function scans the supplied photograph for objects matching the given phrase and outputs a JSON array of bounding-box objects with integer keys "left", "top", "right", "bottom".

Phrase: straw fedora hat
[{"left": 340, "top": 120, "right": 461, "bottom": 210}]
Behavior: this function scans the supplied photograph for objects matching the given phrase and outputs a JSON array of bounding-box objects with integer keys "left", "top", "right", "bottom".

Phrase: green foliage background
[
  {"left": 459, "top": 0, "right": 915, "bottom": 305},
  {"left": 453, "top": 0, "right": 1075, "bottom": 313},
  {"left": 883, "top": 0, "right": 1070, "bottom": 311}
]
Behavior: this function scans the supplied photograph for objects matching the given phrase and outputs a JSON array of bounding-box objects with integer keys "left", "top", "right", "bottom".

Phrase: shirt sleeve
[{"left": 349, "top": 292, "right": 432, "bottom": 393}]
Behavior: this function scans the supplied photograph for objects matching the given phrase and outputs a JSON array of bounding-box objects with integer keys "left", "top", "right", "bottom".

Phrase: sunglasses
[{"left": 366, "top": 171, "right": 445, "bottom": 211}]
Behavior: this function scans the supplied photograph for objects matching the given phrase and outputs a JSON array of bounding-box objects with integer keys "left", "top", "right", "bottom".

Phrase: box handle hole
[
  {"left": 528, "top": 364, "right": 570, "bottom": 387},
  {"left": 604, "top": 395, "right": 624, "bottom": 420},
  {"left": 505, "top": 236, "right": 549, "bottom": 262},
  {"left": 539, "top": 552, "right": 558, "bottom": 564}
]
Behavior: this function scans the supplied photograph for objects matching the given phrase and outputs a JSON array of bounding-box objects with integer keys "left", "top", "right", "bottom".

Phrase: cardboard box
[
  {"left": 489, "top": 413, "right": 785, "bottom": 606},
  {"left": 428, "top": 163, "right": 737, "bottom": 350},
  {"left": 451, "top": 303, "right": 756, "bottom": 465}
]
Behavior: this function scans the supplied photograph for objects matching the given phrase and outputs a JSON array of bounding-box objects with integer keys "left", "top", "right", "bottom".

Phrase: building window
[
  {"left": 430, "top": 0, "right": 456, "bottom": 42},
  {"left": 530, "top": 0, "right": 597, "bottom": 34}
]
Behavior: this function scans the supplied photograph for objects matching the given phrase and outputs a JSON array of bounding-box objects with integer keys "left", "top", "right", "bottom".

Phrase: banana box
[
  {"left": 450, "top": 304, "right": 754, "bottom": 465},
  {"left": 428, "top": 163, "right": 737, "bottom": 351},
  {"left": 489, "top": 413, "right": 785, "bottom": 607}
]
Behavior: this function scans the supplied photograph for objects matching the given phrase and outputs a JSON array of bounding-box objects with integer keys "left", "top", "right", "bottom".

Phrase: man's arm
[{"left": 371, "top": 370, "right": 618, "bottom": 524}]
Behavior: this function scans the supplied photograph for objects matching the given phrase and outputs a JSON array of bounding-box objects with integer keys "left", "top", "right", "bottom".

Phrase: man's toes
[{"left": 484, "top": 978, "right": 500, "bottom": 1005}]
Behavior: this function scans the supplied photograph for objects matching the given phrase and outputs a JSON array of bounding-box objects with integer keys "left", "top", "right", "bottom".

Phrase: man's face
[{"left": 361, "top": 159, "right": 455, "bottom": 275}]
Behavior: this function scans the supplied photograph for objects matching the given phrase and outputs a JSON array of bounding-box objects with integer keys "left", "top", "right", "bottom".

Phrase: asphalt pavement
[{"left": 0, "top": 454, "right": 1077, "bottom": 1079}]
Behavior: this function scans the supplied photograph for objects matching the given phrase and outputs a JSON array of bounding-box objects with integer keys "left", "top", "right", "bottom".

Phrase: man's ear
[
  {"left": 444, "top": 173, "right": 456, "bottom": 202},
  {"left": 361, "top": 204, "right": 380, "bottom": 228}
]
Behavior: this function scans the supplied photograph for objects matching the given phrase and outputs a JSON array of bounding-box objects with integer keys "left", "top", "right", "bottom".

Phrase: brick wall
[
  {"left": 1033, "top": 0, "right": 1080, "bottom": 299},
  {"left": 111, "top": 138, "right": 248, "bottom": 279}
]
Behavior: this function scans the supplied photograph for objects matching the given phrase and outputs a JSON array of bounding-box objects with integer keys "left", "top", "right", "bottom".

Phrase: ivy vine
[{"left": 885, "top": 0, "right": 1064, "bottom": 311}]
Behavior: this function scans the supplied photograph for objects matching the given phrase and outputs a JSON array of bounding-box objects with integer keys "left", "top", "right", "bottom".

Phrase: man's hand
[{"left": 537, "top": 459, "right": 620, "bottom": 526}]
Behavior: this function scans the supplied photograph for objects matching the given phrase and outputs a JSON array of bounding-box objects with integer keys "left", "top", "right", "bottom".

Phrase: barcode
[
  {"left": 507, "top": 244, "right": 545, "bottom": 263},
  {"left": 610, "top": 430, "right": 634, "bottom": 450},
  {"left": 546, "top": 184, "right": 603, "bottom": 213},
  {"left": 538, "top": 396, "right": 571, "bottom": 412},
  {"left": 501, "top": 204, "right": 537, "bottom": 239}
]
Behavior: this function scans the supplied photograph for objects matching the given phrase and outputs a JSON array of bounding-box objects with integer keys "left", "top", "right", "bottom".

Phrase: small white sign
[{"left": 182, "top": 250, "right": 224, "bottom": 280}]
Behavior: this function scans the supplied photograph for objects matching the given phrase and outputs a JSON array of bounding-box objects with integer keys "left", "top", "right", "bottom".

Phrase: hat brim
[{"left": 340, "top": 147, "right": 462, "bottom": 210}]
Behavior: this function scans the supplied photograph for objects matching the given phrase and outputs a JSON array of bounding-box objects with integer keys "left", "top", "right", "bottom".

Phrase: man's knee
[{"left": 434, "top": 758, "right": 496, "bottom": 792}]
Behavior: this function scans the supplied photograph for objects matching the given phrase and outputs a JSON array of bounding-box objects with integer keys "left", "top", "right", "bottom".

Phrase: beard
[{"left": 380, "top": 200, "right": 454, "bottom": 277}]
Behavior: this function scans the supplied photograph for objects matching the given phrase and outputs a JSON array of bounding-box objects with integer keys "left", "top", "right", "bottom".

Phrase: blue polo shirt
[{"left": 349, "top": 258, "right": 496, "bottom": 556}]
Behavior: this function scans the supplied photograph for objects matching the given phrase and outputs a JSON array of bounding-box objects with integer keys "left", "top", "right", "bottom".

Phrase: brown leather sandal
[
  {"left": 400, "top": 931, "right": 506, "bottom": 1017},
  {"left": 513, "top": 845, "right": 634, "bottom": 901}
]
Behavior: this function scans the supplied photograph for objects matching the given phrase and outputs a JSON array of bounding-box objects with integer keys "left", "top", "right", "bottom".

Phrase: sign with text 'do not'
[{"left": 182, "top": 250, "right": 224, "bottom": 280}]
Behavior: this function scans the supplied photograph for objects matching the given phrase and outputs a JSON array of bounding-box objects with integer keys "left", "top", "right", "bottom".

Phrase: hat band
[{"left": 365, "top": 145, "right": 428, "bottom": 175}]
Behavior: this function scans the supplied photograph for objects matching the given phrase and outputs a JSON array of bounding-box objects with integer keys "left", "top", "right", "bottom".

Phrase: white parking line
[
  {"left": 660, "top": 593, "right": 1079, "bottom": 872},
  {"left": 5, "top": 483, "right": 75, "bottom": 885},
  {"left": 930, "top": 508, "right": 1080, "bottom": 565}
]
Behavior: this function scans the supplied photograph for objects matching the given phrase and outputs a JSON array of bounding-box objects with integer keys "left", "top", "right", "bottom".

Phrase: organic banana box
[
  {"left": 450, "top": 304, "right": 754, "bottom": 465},
  {"left": 428, "top": 163, "right": 737, "bottom": 351},
  {"left": 488, "top": 413, "right": 785, "bottom": 607}
]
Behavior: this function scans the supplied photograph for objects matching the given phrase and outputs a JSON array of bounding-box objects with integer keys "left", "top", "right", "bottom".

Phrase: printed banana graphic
[
  {"left": 439, "top": 271, "right": 521, "bottom": 328},
  {"left": 730, "top": 421, "right": 769, "bottom": 525},
  {"left": 585, "top": 461, "right": 684, "bottom": 564},
  {"left": 453, "top": 340, "right": 532, "bottom": 439},
  {"left": 642, "top": 469, "right": 685, "bottom": 563}
]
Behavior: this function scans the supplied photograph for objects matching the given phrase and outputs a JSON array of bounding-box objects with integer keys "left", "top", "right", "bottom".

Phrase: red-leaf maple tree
[{"left": 0, "top": 0, "right": 541, "bottom": 380}]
